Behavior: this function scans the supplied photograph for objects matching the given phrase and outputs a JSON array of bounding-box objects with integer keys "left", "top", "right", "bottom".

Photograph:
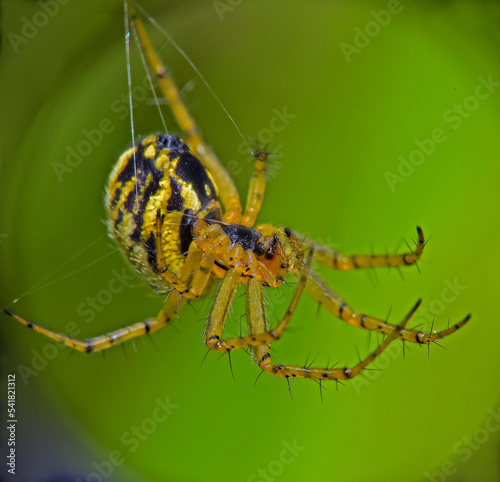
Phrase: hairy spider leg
[
  {"left": 299, "top": 226, "right": 424, "bottom": 270},
  {"left": 204, "top": 248, "right": 313, "bottom": 353},
  {"left": 4, "top": 290, "right": 184, "bottom": 354},
  {"left": 3, "top": 210, "right": 222, "bottom": 352},
  {"left": 240, "top": 149, "right": 268, "bottom": 227},
  {"left": 129, "top": 5, "right": 242, "bottom": 224},
  {"left": 251, "top": 299, "right": 423, "bottom": 380},
  {"left": 303, "top": 267, "right": 471, "bottom": 344},
  {"left": 155, "top": 209, "right": 214, "bottom": 299}
]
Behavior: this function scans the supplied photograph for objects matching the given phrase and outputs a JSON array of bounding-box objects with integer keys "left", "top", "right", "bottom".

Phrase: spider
[{"left": 4, "top": 3, "right": 470, "bottom": 383}]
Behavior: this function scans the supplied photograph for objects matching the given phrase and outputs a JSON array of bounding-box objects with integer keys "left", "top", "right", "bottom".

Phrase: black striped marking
[
  {"left": 144, "top": 232, "right": 158, "bottom": 271},
  {"left": 114, "top": 209, "right": 124, "bottom": 229},
  {"left": 116, "top": 139, "right": 165, "bottom": 243},
  {"left": 179, "top": 209, "right": 194, "bottom": 256},
  {"left": 110, "top": 187, "right": 122, "bottom": 208},
  {"left": 166, "top": 176, "right": 184, "bottom": 212},
  {"left": 260, "top": 353, "right": 270, "bottom": 363},
  {"left": 173, "top": 141, "right": 217, "bottom": 207},
  {"left": 339, "top": 302, "right": 346, "bottom": 319}
]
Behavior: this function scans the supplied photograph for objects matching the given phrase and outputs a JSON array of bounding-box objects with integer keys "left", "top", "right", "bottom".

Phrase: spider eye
[
  {"left": 265, "top": 248, "right": 275, "bottom": 260},
  {"left": 254, "top": 242, "right": 266, "bottom": 256}
]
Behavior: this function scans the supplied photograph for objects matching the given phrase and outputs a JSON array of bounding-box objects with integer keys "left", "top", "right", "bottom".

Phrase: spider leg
[
  {"left": 179, "top": 243, "right": 215, "bottom": 299},
  {"left": 256, "top": 300, "right": 419, "bottom": 380},
  {"left": 203, "top": 248, "right": 313, "bottom": 352},
  {"left": 204, "top": 270, "right": 240, "bottom": 352},
  {"left": 155, "top": 209, "right": 214, "bottom": 299},
  {"left": 302, "top": 267, "right": 471, "bottom": 344},
  {"left": 4, "top": 290, "right": 184, "bottom": 354},
  {"left": 240, "top": 149, "right": 268, "bottom": 227},
  {"left": 202, "top": 231, "right": 307, "bottom": 354},
  {"left": 298, "top": 226, "right": 424, "bottom": 270},
  {"left": 129, "top": 5, "right": 242, "bottom": 223},
  {"left": 4, "top": 223, "right": 218, "bottom": 353}
]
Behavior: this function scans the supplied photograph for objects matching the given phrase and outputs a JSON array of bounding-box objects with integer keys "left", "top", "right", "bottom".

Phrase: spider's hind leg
[
  {"left": 4, "top": 290, "right": 185, "bottom": 354},
  {"left": 204, "top": 245, "right": 313, "bottom": 354},
  {"left": 129, "top": 4, "right": 242, "bottom": 224},
  {"left": 4, "top": 213, "right": 221, "bottom": 354}
]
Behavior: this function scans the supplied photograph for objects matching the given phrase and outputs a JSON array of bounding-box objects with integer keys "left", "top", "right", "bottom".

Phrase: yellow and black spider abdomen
[{"left": 106, "top": 133, "right": 222, "bottom": 292}]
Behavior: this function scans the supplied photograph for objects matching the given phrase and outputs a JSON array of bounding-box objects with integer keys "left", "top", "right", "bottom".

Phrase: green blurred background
[{"left": 1, "top": 1, "right": 499, "bottom": 481}]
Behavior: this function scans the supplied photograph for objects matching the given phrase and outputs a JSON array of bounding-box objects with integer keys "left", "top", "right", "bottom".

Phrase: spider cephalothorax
[{"left": 192, "top": 219, "right": 304, "bottom": 287}]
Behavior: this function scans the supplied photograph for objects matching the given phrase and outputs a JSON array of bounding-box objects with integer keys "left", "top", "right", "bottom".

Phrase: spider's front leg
[
  {"left": 204, "top": 247, "right": 313, "bottom": 354},
  {"left": 240, "top": 149, "right": 268, "bottom": 227},
  {"left": 201, "top": 246, "right": 416, "bottom": 383},
  {"left": 295, "top": 227, "right": 470, "bottom": 343},
  {"left": 299, "top": 226, "right": 425, "bottom": 270},
  {"left": 202, "top": 233, "right": 273, "bottom": 354},
  {"left": 302, "top": 265, "right": 471, "bottom": 344},
  {"left": 218, "top": 248, "right": 422, "bottom": 381},
  {"left": 255, "top": 300, "right": 420, "bottom": 381}
]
